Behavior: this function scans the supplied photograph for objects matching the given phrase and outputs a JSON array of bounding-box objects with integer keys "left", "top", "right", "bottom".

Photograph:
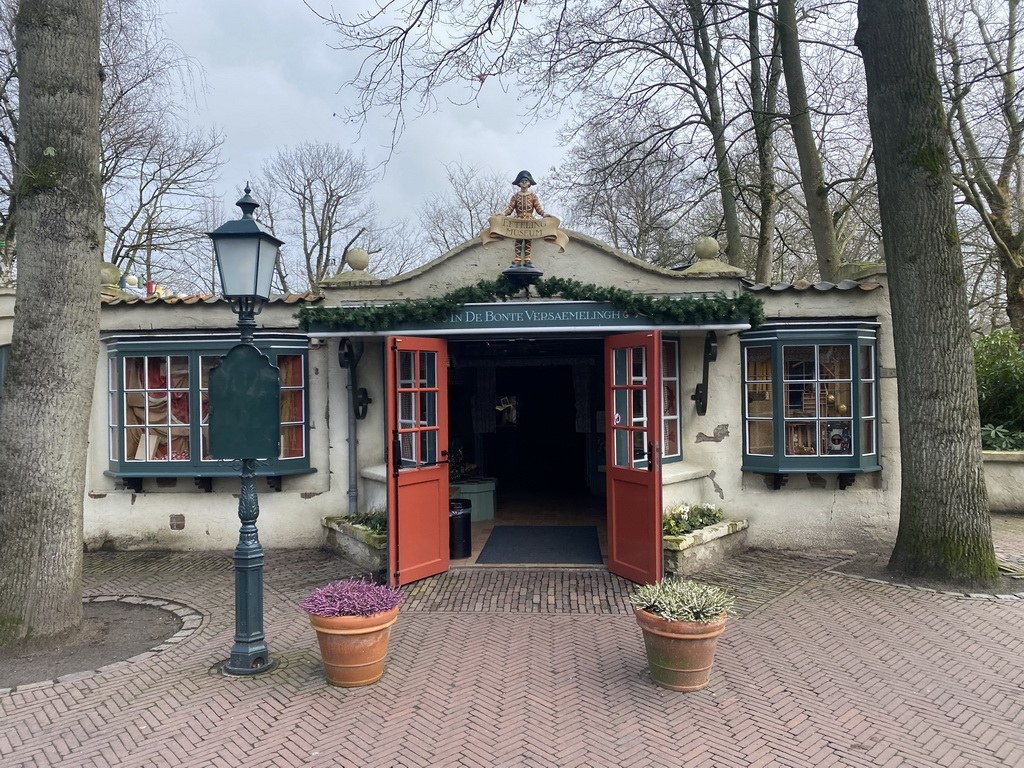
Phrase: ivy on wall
[{"left": 295, "top": 276, "right": 765, "bottom": 332}]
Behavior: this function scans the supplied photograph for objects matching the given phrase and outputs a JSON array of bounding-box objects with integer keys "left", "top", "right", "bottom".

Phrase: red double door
[{"left": 386, "top": 332, "right": 663, "bottom": 586}]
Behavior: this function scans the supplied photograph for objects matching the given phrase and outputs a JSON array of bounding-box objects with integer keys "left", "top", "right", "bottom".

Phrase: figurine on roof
[
  {"left": 481, "top": 170, "right": 568, "bottom": 262},
  {"left": 505, "top": 171, "right": 545, "bottom": 266}
]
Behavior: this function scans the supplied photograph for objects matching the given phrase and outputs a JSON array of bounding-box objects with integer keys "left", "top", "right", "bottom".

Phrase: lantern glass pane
[
  {"left": 255, "top": 239, "right": 279, "bottom": 299},
  {"left": 215, "top": 237, "right": 260, "bottom": 297}
]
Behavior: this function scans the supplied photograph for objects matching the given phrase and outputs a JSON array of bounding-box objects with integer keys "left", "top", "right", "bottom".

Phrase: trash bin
[{"left": 449, "top": 498, "right": 472, "bottom": 559}]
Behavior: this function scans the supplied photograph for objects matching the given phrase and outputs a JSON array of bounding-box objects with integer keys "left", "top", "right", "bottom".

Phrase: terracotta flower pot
[
  {"left": 634, "top": 608, "right": 728, "bottom": 691},
  {"left": 308, "top": 606, "right": 400, "bottom": 687}
]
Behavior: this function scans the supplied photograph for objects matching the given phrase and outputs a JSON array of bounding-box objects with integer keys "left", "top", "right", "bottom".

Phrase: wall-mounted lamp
[{"left": 691, "top": 331, "right": 718, "bottom": 416}]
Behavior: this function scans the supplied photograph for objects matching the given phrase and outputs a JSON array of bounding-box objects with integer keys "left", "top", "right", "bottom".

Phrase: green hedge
[{"left": 974, "top": 329, "right": 1024, "bottom": 449}]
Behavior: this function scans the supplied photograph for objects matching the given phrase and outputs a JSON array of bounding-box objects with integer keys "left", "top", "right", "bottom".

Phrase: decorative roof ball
[
  {"left": 346, "top": 248, "right": 370, "bottom": 271},
  {"left": 694, "top": 236, "right": 721, "bottom": 261},
  {"left": 99, "top": 261, "right": 121, "bottom": 286},
  {"left": 125, "top": 274, "right": 139, "bottom": 287}
]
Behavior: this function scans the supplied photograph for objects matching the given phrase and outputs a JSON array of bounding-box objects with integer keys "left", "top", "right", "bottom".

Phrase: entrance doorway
[
  {"left": 447, "top": 338, "right": 606, "bottom": 565},
  {"left": 385, "top": 331, "right": 663, "bottom": 583}
]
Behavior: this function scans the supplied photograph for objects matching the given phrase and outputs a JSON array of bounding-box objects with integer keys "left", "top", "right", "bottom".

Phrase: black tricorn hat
[{"left": 512, "top": 170, "right": 536, "bottom": 186}]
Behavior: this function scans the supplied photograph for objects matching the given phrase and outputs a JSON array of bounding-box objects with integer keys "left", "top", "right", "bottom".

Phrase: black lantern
[{"left": 208, "top": 184, "right": 283, "bottom": 311}]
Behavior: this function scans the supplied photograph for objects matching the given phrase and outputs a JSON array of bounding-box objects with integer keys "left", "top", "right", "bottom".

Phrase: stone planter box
[
  {"left": 983, "top": 451, "right": 1024, "bottom": 514},
  {"left": 663, "top": 519, "right": 749, "bottom": 577},
  {"left": 323, "top": 516, "right": 387, "bottom": 574}
]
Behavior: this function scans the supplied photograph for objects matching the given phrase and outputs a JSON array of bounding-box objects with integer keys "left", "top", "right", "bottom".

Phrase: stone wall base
[
  {"left": 323, "top": 517, "right": 388, "bottom": 576},
  {"left": 663, "top": 520, "right": 749, "bottom": 577}
]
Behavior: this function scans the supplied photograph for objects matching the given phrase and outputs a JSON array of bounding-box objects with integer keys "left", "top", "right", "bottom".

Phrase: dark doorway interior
[
  {"left": 488, "top": 364, "right": 587, "bottom": 492},
  {"left": 447, "top": 338, "right": 605, "bottom": 535}
]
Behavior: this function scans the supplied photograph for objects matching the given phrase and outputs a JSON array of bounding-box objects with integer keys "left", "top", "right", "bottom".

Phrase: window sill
[
  {"left": 105, "top": 465, "right": 316, "bottom": 479},
  {"left": 662, "top": 462, "right": 712, "bottom": 484},
  {"left": 741, "top": 462, "right": 881, "bottom": 474}
]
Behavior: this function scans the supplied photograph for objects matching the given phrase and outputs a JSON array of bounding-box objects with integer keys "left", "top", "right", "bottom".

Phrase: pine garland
[{"left": 295, "top": 276, "right": 764, "bottom": 332}]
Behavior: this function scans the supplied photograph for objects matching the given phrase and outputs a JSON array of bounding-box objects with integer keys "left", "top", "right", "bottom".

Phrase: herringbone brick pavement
[{"left": 2, "top": 517, "right": 1024, "bottom": 767}]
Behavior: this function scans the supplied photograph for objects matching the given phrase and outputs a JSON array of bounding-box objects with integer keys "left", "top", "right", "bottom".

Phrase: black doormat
[{"left": 475, "top": 525, "right": 603, "bottom": 565}]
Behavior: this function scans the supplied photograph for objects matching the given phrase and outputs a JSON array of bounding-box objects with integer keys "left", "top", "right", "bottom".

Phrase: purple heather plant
[{"left": 300, "top": 578, "right": 406, "bottom": 617}]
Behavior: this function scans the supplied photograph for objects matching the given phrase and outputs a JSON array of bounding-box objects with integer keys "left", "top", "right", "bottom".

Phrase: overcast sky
[{"left": 162, "top": 0, "right": 567, "bottom": 226}]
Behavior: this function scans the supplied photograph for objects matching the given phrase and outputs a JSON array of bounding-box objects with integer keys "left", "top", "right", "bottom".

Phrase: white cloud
[{"left": 163, "top": 0, "right": 567, "bottom": 227}]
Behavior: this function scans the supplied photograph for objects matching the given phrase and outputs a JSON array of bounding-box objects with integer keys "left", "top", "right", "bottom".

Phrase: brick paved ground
[{"left": 2, "top": 517, "right": 1024, "bottom": 767}]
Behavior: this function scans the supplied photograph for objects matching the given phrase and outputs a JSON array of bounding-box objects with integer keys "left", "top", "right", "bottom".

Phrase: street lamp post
[{"left": 207, "top": 185, "right": 284, "bottom": 676}]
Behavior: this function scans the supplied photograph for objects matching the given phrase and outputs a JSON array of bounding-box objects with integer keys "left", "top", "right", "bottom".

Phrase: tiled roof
[
  {"left": 100, "top": 292, "right": 323, "bottom": 306},
  {"left": 742, "top": 279, "right": 883, "bottom": 292}
]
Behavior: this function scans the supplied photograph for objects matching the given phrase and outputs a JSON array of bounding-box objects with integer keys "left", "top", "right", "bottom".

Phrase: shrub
[
  {"left": 300, "top": 578, "right": 405, "bottom": 617},
  {"left": 974, "top": 330, "right": 1024, "bottom": 434},
  {"left": 630, "top": 579, "right": 735, "bottom": 623},
  {"left": 347, "top": 510, "right": 387, "bottom": 536},
  {"left": 981, "top": 423, "right": 1024, "bottom": 451},
  {"left": 662, "top": 503, "right": 724, "bottom": 536}
]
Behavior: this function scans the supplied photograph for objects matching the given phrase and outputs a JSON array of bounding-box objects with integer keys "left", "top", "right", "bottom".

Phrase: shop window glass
[
  {"left": 107, "top": 337, "right": 310, "bottom": 477},
  {"left": 661, "top": 338, "right": 681, "bottom": 459},
  {"left": 741, "top": 326, "right": 880, "bottom": 474}
]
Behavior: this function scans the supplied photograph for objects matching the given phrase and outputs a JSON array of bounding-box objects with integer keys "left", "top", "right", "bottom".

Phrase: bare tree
[
  {"left": 365, "top": 217, "right": 435, "bottom": 278},
  {"left": 0, "top": 0, "right": 104, "bottom": 646},
  {"left": 258, "top": 142, "right": 376, "bottom": 293},
  {"left": 935, "top": 0, "right": 1024, "bottom": 334},
  {"left": 551, "top": 127, "right": 702, "bottom": 267},
  {"left": 319, "top": 0, "right": 752, "bottom": 266},
  {"left": 0, "top": 0, "right": 222, "bottom": 287},
  {"left": 745, "top": 0, "right": 784, "bottom": 283},
  {"left": 105, "top": 127, "right": 222, "bottom": 284},
  {"left": 857, "top": 0, "right": 998, "bottom": 585},
  {"left": 778, "top": 0, "right": 842, "bottom": 282},
  {"left": 417, "top": 161, "right": 508, "bottom": 254}
]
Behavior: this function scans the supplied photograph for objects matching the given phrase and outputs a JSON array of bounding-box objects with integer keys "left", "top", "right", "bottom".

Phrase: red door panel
[
  {"left": 605, "top": 331, "right": 662, "bottom": 584},
  {"left": 387, "top": 336, "right": 449, "bottom": 586}
]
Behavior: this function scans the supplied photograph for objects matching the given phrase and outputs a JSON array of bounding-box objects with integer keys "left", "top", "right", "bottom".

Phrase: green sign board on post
[{"left": 208, "top": 344, "right": 281, "bottom": 460}]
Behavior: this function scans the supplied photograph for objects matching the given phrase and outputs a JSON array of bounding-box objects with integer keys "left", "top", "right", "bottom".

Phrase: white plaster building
[{"left": 0, "top": 229, "right": 906, "bottom": 586}]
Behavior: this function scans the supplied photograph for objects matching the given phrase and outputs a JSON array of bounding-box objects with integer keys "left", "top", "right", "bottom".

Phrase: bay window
[
  {"left": 106, "top": 334, "right": 311, "bottom": 479},
  {"left": 741, "top": 323, "right": 880, "bottom": 474}
]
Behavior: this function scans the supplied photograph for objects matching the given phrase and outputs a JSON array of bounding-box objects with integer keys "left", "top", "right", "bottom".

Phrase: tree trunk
[
  {"left": 856, "top": 0, "right": 998, "bottom": 585},
  {"left": 0, "top": 0, "right": 104, "bottom": 646},
  {"left": 779, "top": 0, "right": 842, "bottom": 283},
  {"left": 1006, "top": 260, "right": 1024, "bottom": 334},
  {"left": 750, "top": 0, "right": 781, "bottom": 285},
  {"left": 689, "top": 0, "right": 744, "bottom": 267}
]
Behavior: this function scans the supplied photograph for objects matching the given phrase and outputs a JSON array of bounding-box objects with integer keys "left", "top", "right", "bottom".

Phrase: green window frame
[
  {"left": 741, "top": 322, "right": 881, "bottom": 474},
  {"left": 105, "top": 333, "right": 312, "bottom": 478}
]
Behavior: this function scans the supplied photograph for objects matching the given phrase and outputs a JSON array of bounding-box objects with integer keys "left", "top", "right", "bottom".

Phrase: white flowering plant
[
  {"left": 630, "top": 579, "right": 735, "bottom": 623},
  {"left": 662, "top": 503, "right": 723, "bottom": 536}
]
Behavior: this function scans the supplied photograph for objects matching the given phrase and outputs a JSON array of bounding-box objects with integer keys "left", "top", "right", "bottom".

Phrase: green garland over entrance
[{"left": 296, "top": 276, "right": 765, "bottom": 332}]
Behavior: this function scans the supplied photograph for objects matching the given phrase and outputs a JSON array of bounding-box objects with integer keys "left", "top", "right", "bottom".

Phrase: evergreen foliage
[
  {"left": 296, "top": 277, "right": 765, "bottom": 332},
  {"left": 974, "top": 329, "right": 1024, "bottom": 448}
]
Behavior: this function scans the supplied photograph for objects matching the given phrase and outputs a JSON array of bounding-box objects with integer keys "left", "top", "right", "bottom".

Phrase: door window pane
[
  {"left": 419, "top": 391, "right": 437, "bottom": 428},
  {"left": 613, "top": 348, "right": 627, "bottom": 386},
  {"left": 419, "top": 430, "right": 438, "bottom": 465},
  {"left": 631, "top": 346, "right": 646, "bottom": 382},
  {"left": 419, "top": 351, "right": 436, "bottom": 388},
  {"left": 614, "top": 428, "right": 630, "bottom": 467}
]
